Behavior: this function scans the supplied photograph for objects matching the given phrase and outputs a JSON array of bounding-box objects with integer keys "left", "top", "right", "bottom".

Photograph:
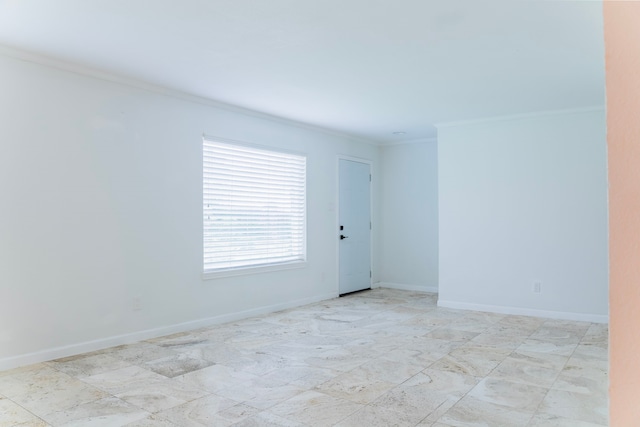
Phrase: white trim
[
  {"left": 0, "top": 292, "right": 337, "bottom": 372},
  {"left": 202, "top": 134, "right": 307, "bottom": 158},
  {"left": 337, "top": 154, "right": 374, "bottom": 165},
  {"left": 435, "top": 105, "right": 605, "bottom": 129},
  {"left": 0, "top": 44, "right": 378, "bottom": 147},
  {"left": 375, "top": 282, "right": 439, "bottom": 294},
  {"left": 202, "top": 261, "right": 307, "bottom": 280},
  {"left": 437, "top": 299, "right": 609, "bottom": 324}
]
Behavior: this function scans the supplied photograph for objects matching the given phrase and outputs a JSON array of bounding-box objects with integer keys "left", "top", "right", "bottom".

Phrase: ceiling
[{"left": 0, "top": 0, "right": 605, "bottom": 144}]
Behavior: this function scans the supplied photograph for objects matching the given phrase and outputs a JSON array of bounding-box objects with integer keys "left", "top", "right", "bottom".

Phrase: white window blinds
[{"left": 203, "top": 137, "right": 306, "bottom": 273}]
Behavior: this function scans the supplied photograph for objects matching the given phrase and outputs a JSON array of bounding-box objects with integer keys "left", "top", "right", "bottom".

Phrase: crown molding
[
  {"left": 435, "top": 105, "right": 605, "bottom": 129},
  {"left": 0, "top": 43, "right": 379, "bottom": 147},
  {"left": 381, "top": 137, "right": 438, "bottom": 147}
]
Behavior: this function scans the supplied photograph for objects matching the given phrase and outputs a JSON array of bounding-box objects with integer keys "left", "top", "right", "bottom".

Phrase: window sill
[{"left": 202, "top": 260, "right": 307, "bottom": 280}]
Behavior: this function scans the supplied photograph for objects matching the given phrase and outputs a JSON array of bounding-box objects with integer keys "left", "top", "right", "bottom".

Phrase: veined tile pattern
[{"left": 0, "top": 289, "right": 608, "bottom": 426}]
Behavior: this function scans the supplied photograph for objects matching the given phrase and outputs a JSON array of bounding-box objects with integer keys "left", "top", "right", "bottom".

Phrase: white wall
[
  {"left": 0, "top": 52, "right": 380, "bottom": 369},
  {"left": 437, "top": 110, "right": 608, "bottom": 322},
  {"left": 378, "top": 141, "right": 438, "bottom": 292}
]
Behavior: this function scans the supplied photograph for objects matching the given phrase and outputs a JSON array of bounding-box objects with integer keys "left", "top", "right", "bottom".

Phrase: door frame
[{"left": 336, "top": 155, "right": 373, "bottom": 295}]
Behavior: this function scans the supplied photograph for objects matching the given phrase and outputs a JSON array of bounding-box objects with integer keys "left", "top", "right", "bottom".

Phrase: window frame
[{"left": 201, "top": 135, "right": 307, "bottom": 280}]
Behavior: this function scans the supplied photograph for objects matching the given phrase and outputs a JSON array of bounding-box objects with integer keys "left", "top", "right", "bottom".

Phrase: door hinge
[
  {"left": 369, "top": 174, "right": 372, "bottom": 182},
  {"left": 370, "top": 271, "right": 372, "bottom": 278},
  {"left": 370, "top": 221, "right": 372, "bottom": 230}
]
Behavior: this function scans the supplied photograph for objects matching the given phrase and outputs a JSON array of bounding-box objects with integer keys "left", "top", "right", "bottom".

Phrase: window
[{"left": 203, "top": 137, "right": 306, "bottom": 276}]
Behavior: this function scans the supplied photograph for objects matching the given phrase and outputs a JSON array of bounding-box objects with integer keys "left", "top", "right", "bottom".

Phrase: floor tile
[
  {"left": 45, "top": 352, "right": 132, "bottom": 378},
  {"left": 142, "top": 353, "right": 214, "bottom": 378},
  {"left": 0, "top": 289, "right": 607, "bottom": 427},
  {"left": 552, "top": 362, "right": 608, "bottom": 396},
  {"left": 145, "top": 332, "right": 210, "bottom": 349},
  {"left": 104, "top": 342, "right": 179, "bottom": 365},
  {"left": 335, "top": 404, "right": 418, "bottom": 427},
  {"left": 541, "top": 319, "right": 591, "bottom": 333},
  {"left": 538, "top": 388, "right": 608, "bottom": 425},
  {"left": 517, "top": 338, "right": 578, "bottom": 357},
  {"left": 269, "top": 390, "right": 363, "bottom": 427},
  {"left": 40, "top": 396, "right": 150, "bottom": 427},
  {"left": 509, "top": 349, "right": 569, "bottom": 370},
  {"left": 429, "top": 345, "right": 511, "bottom": 377},
  {"left": 527, "top": 412, "right": 607, "bottom": 427},
  {"left": 529, "top": 326, "right": 584, "bottom": 344},
  {"left": 152, "top": 394, "right": 239, "bottom": 427},
  {"left": 371, "top": 381, "right": 451, "bottom": 423},
  {"left": 497, "top": 315, "right": 545, "bottom": 330},
  {"left": 314, "top": 370, "right": 396, "bottom": 404},
  {"left": 488, "top": 355, "right": 562, "bottom": 388},
  {"left": 83, "top": 366, "right": 207, "bottom": 413},
  {"left": 424, "top": 328, "right": 480, "bottom": 343},
  {"left": 467, "top": 377, "right": 548, "bottom": 412},
  {"left": 288, "top": 367, "right": 341, "bottom": 390},
  {"left": 0, "top": 365, "right": 110, "bottom": 417},
  {"left": 175, "top": 363, "right": 259, "bottom": 395},
  {"left": 351, "top": 357, "right": 424, "bottom": 384},
  {"left": 179, "top": 344, "right": 249, "bottom": 366},
  {"left": 212, "top": 375, "right": 298, "bottom": 403},
  {"left": 304, "top": 348, "right": 372, "bottom": 372},
  {"left": 418, "top": 395, "right": 460, "bottom": 425},
  {"left": 572, "top": 343, "right": 608, "bottom": 361},
  {"left": 0, "top": 395, "right": 48, "bottom": 427},
  {"left": 122, "top": 413, "right": 178, "bottom": 426},
  {"left": 438, "top": 395, "right": 534, "bottom": 427},
  {"left": 401, "top": 338, "right": 462, "bottom": 361},
  {"left": 581, "top": 324, "right": 608, "bottom": 345},
  {"left": 443, "top": 318, "right": 494, "bottom": 334},
  {"left": 469, "top": 332, "right": 527, "bottom": 350},
  {"left": 212, "top": 403, "right": 261, "bottom": 424},
  {"left": 232, "top": 411, "right": 307, "bottom": 427},
  {"left": 411, "top": 369, "right": 478, "bottom": 398}
]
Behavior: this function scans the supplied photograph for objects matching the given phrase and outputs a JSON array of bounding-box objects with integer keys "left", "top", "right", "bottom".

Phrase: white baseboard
[
  {"left": 374, "top": 282, "right": 439, "bottom": 294},
  {"left": 0, "top": 292, "right": 338, "bottom": 372},
  {"left": 437, "top": 299, "right": 609, "bottom": 324}
]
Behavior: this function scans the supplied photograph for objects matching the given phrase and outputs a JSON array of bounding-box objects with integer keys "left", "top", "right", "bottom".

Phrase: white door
[{"left": 338, "top": 159, "right": 371, "bottom": 295}]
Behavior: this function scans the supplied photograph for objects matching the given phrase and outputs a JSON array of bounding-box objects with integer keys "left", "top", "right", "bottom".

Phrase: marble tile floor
[{"left": 0, "top": 289, "right": 608, "bottom": 426}]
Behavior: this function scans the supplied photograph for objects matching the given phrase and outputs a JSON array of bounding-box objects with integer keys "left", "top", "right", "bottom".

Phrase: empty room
[{"left": 1, "top": 1, "right": 639, "bottom": 426}]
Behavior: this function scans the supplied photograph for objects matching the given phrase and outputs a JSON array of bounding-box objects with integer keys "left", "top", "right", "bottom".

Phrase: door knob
[{"left": 340, "top": 235, "right": 349, "bottom": 240}]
